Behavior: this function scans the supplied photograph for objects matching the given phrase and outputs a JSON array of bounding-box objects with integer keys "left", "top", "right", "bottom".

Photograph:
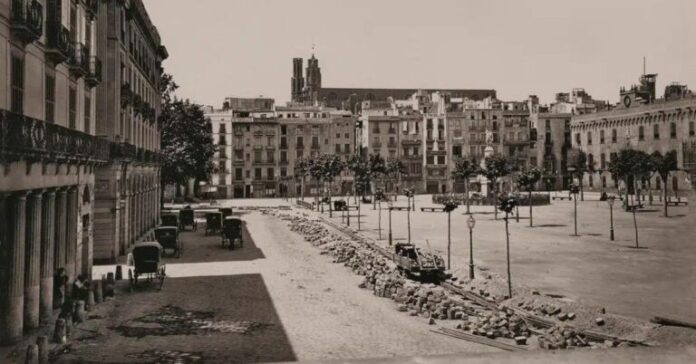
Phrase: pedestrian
[
  {"left": 53, "top": 268, "right": 68, "bottom": 309},
  {"left": 72, "top": 274, "right": 90, "bottom": 302}
]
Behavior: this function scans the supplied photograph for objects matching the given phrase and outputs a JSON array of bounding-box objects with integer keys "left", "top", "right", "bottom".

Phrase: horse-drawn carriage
[
  {"left": 179, "top": 208, "right": 197, "bottom": 231},
  {"left": 205, "top": 212, "right": 223, "bottom": 235},
  {"left": 222, "top": 216, "right": 244, "bottom": 250},
  {"left": 128, "top": 242, "right": 166, "bottom": 290},
  {"left": 154, "top": 226, "right": 182, "bottom": 258}
]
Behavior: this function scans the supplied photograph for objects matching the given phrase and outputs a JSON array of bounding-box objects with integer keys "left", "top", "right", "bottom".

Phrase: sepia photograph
[{"left": 1, "top": 0, "right": 696, "bottom": 363}]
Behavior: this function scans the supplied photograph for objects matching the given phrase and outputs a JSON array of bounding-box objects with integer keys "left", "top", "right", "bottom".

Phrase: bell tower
[
  {"left": 291, "top": 58, "right": 304, "bottom": 102},
  {"left": 304, "top": 52, "right": 322, "bottom": 104}
]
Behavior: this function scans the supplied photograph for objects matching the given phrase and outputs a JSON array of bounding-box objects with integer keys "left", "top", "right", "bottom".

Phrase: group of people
[{"left": 53, "top": 269, "right": 91, "bottom": 317}]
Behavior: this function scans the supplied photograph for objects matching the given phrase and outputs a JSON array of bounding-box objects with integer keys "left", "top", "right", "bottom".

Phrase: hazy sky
[{"left": 143, "top": 0, "right": 696, "bottom": 107}]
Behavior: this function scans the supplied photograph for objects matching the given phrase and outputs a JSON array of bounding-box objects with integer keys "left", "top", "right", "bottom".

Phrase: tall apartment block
[
  {"left": 205, "top": 100, "right": 357, "bottom": 198},
  {"left": 1, "top": 0, "right": 166, "bottom": 344},
  {"left": 93, "top": 0, "right": 168, "bottom": 263},
  {"left": 1, "top": 0, "right": 104, "bottom": 343}
]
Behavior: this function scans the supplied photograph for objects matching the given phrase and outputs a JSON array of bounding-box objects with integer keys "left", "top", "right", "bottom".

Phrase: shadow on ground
[{"left": 55, "top": 274, "right": 297, "bottom": 364}]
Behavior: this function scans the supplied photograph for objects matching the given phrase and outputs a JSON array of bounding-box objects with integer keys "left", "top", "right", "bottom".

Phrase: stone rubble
[{"left": 269, "top": 209, "right": 622, "bottom": 351}]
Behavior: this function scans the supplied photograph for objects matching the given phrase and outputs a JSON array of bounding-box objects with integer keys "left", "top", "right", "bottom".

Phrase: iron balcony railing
[
  {"left": 85, "top": 0, "right": 98, "bottom": 21},
  {"left": 11, "top": 0, "right": 43, "bottom": 44},
  {"left": 85, "top": 56, "right": 102, "bottom": 88},
  {"left": 46, "top": 22, "right": 71, "bottom": 64},
  {"left": 68, "top": 43, "right": 90, "bottom": 77},
  {"left": 1, "top": 109, "right": 110, "bottom": 163}
]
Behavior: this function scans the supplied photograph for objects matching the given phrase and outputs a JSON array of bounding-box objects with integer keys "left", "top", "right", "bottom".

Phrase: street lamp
[
  {"left": 570, "top": 184, "right": 580, "bottom": 236},
  {"left": 467, "top": 214, "right": 476, "bottom": 280},
  {"left": 388, "top": 200, "right": 393, "bottom": 246},
  {"left": 607, "top": 196, "right": 615, "bottom": 241}
]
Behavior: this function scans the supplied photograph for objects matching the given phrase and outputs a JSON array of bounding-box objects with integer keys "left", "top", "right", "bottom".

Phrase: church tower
[
  {"left": 291, "top": 58, "right": 305, "bottom": 102},
  {"left": 304, "top": 54, "right": 322, "bottom": 104}
]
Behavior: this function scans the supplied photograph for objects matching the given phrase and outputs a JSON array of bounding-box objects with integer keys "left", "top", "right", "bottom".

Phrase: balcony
[
  {"left": 46, "top": 23, "right": 72, "bottom": 65},
  {"left": 11, "top": 0, "right": 43, "bottom": 44},
  {"left": 401, "top": 139, "right": 420, "bottom": 145},
  {"left": 371, "top": 142, "right": 382, "bottom": 148},
  {"left": 68, "top": 43, "right": 90, "bottom": 78},
  {"left": 85, "top": 0, "right": 99, "bottom": 21},
  {"left": 120, "top": 83, "right": 132, "bottom": 107},
  {"left": 85, "top": 56, "right": 102, "bottom": 88},
  {"left": 1, "top": 109, "right": 110, "bottom": 164},
  {"left": 387, "top": 141, "right": 397, "bottom": 148}
]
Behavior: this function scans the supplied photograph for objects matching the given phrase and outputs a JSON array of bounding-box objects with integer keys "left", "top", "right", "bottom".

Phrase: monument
[{"left": 478, "top": 129, "right": 495, "bottom": 197}]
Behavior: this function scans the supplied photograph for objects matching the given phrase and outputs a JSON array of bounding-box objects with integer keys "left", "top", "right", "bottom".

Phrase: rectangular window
[
  {"left": 335, "top": 144, "right": 341, "bottom": 153},
  {"left": 670, "top": 123, "right": 677, "bottom": 139},
  {"left": 266, "top": 151, "right": 274, "bottom": 163},
  {"left": 69, "top": 87, "right": 77, "bottom": 129},
  {"left": 280, "top": 167, "right": 287, "bottom": 177},
  {"left": 296, "top": 136, "right": 304, "bottom": 148},
  {"left": 296, "top": 150, "right": 303, "bottom": 158},
  {"left": 612, "top": 129, "right": 617, "bottom": 143},
  {"left": 653, "top": 124, "right": 660, "bottom": 139},
  {"left": 437, "top": 155, "right": 446, "bottom": 164},
  {"left": 45, "top": 74, "right": 55, "bottom": 122},
  {"left": 235, "top": 168, "right": 243, "bottom": 180},
  {"left": 254, "top": 150, "right": 262, "bottom": 162},
  {"left": 84, "top": 95, "right": 91, "bottom": 133},
  {"left": 280, "top": 151, "right": 287, "bottom": 163},
  {"left": 255, "top": 168, "right": 262, "bottom": 180},
  {"left": 246, "top": 170, "right": 250, "bottom": 178},
  {"left": 267, "top": 168, "right": 274, "bottom": 179},
  {"left": 312, "top": 136, "right": 319, "bottom": 148},
  {"left": 11, "top": 56, "right": 24, "bottom": 113},
  {"left": 600, "top": 130, "right": 605, "bottom": 144},
  {"left": 344, "top": 144, "right": 350, "bottom": 153}
]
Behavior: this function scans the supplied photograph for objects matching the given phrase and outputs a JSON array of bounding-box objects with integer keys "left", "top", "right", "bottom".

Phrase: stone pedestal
[
  {"left": 0, "top": 194, "right": 27, "bottom": 344},
  {"left": 479, "top": 146, "right": 495, "bottom": 198},
  {"left": 24, "top": 192, "right": 43, "bottom": 331}
]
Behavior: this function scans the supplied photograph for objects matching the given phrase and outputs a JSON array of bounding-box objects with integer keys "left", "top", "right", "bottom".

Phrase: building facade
[
  {"left": 205, "top": 101, "right": 357, "bottom": 198},
  {"left": 570, "top": 74, "right": 696, "bottom": 195},
  {"left": 93, "top": 0, "right": 167, "bottom": 264},
  {"left": 1, "top": 0, "right": 105, "bottom": 344}
]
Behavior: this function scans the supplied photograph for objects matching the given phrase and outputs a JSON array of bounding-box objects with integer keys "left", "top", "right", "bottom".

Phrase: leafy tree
[
  {"left": 484, "top": 154, "right": 513, "bottom": 220},
  {"left": 632, "top": 150, "right": 654, "bottom": 205},
  {"left": 385, "top": 159, "right": 407, "bottom": 195},
  {"left": 159, "top": 74, "right": 215, "bottom": 203},
  {"left": 568, "top": 149, "right": 593, "bottom": 201},
  {"left": 294, "top": 157, "right": 310, "bottom": 201},
  {"left": 368, "top": 154, "right": 387, "bottom": 208},
  {"left": 452, "top": 157, "right": 480, "bottom": 214},
  {"left": 320, "top": 154, "right": 345, "bottom": 217},
  {"left": 608, "top": 149, "right": 644, "bottom": 211},
  {"left": 441, "top": 198, "right": 459, "bottom": 269},
  {"left": 498, "top": 194, "right": 517, "bottom": 298},
  {"left": 516, "top": 167, "right": 542, "bottom": 227},
  {"left": 651, "top": 150, "right": 679, "bottom": 217}
]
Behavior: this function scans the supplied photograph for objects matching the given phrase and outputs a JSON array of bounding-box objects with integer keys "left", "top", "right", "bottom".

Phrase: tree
[
  {"left": 159, "top": 74, "right": 215, "bottom": 205},
  {"left": 516, "top": 167, "right": 542, "bottom": 227},
  {"left": 568, "top": 149, "right": 593, "bottom": 201},
  {"left": 651, "top": 150, "right": 678, "bottom": 217},
  {"left": 498, "top": 195, "right": 517, "bottom": 298},
  {"left": 368, "top": 154, "right": 387, "bottom": 209},
  {"left": 452, "top": 157, "right": 480, "bottom": 214},
  {"left": 608, "top": 149, "right": 644, "bottom": 211},
  {"left": 307, "top": 155, "right": 325, "bottom": 210},
  {"left": 632, "top": 151, "right": 653, "bottom": 205},
  {"left": 385, "top": 159, "right": 407, "bottom": 196},
  {"left": 484, "top": 155, "right": 513, "bottom": 220},
  {"left": 442, "top": 198, "right": 459, "bottom": 270},
  {"left": 294, "top": 157, "right": 310, "bottom": 201},
  {"left": 320, "top": 154, "right": 345, "bottom": 218}
]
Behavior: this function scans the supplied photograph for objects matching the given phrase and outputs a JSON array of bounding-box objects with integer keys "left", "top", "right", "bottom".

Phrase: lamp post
[
  {"left": 607, "top": 196, "right": 615, "bottom": 241},
  {"left": 570, "top": 184, "right": 580, "bottom": 236},
  {"left": 467, "top": 214, "right": 476, "bottom": 280},
  {"left": 388, "top": 201, "right": 393, "bottom": 246}
]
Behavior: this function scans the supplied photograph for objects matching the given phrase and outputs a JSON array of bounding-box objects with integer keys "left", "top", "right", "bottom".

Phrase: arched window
[
  {"left": 653, "top": 124, "right": 660, "bottom": 139},
  {"left": 670, "top": 122, "right": 677, "bottom": 139},
  {"left": 638, "top": 126, "right": 645, "bottom": 141},
  {"left": 587, "top": 131, "right": 592, "bottom": 145},
  {"left": 612, "top": 129, "right": 617, "bottom": 143}
]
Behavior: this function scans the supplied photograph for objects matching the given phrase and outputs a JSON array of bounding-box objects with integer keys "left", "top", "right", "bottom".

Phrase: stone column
[
  {"left": 39, "top": 190, "right": 56, "bottom": 324},
  {"left": 65, "top": 187, "right": 78, "bottom": 282},
  {"left": 24, "top": 192, "right": 43, "bottom": 331},
  {"left": 0, "top": 193, "right": 27, "bottom": 344},
  {"left": 54, "top": 189, "right": 67, "bottom": 272}
]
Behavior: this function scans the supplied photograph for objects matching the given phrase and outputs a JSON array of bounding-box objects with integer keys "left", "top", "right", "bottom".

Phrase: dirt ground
[
  {"left": 326, "top": 193, "right": 696, "bottom": 324},
  {"left": 37, "top": 209, "right": 499, "bottom": 363}
]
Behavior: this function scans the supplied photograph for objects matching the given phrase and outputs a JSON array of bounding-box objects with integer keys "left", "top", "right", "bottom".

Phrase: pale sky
[{"left": 143, "top": 0, "right": 696, "bottom": 108}]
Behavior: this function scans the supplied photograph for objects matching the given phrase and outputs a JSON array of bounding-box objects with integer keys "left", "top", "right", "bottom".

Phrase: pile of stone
[
  {"left": 455, "top": 310, "right": 532, "bottom": 342},
  {"left": 537, "top": 326, "right": 596, "bottom": 349}
]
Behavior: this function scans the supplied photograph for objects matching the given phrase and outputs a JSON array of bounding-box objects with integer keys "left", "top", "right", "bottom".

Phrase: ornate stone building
[
  {"left": 570, "top": 74, "right": 696, "bottom": 195},
  {"left": 1, "top": 0, "right": 105, "bottom": 344},
  {"left": 93, "top": 0, "right": 167, "bottom": 264}
]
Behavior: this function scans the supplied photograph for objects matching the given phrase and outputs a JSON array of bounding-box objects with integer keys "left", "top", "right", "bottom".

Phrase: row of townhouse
[{"left": 1, "top": 0, "right": 166, "bottom": 344}]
